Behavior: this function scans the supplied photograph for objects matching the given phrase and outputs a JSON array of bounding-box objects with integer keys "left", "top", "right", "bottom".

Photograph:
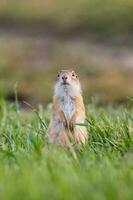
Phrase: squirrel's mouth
[{"left": 61, "top": 82, "right": 69, "bottom": 86}]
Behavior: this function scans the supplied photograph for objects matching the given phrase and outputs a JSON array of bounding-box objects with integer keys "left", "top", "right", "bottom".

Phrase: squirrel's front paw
[
  {"left": 63, "top": 120, "right": 68, "bottom": 129},
  {"left": 69, "top": 121, "right": 75, "bottom": 132}
]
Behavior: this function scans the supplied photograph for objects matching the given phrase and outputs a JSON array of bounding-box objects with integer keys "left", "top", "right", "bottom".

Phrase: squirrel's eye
[
  {"left": 57, "top": 74, "right": 60, "bottom": 77},
  {"left": 72, "top": 73, "right": 75, "bottom": 77}
]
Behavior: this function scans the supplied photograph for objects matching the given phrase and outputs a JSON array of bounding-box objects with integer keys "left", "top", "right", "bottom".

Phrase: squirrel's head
[{"left": 55, "top": 69, "right": 81, "bottom": 97}]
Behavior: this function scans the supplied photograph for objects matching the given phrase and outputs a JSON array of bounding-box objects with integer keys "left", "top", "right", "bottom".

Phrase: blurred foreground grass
[{"left": 0, "top": 100, "right": 133, "bottom": 199}]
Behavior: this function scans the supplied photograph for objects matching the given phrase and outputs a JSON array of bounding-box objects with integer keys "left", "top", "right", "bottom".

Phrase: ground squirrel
[{"left": 48, "top": 69, "right": 88, "bottom": 149}]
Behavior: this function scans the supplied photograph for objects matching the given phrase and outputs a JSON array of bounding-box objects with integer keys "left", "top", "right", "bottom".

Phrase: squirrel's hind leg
[{"left": 73, "top": 126, "right": 88, "bottom": 147}]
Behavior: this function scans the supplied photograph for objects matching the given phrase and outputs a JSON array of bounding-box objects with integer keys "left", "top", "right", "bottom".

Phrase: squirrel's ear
[{"left": 57, "top": 70, "right": 61, "bottom": 75}]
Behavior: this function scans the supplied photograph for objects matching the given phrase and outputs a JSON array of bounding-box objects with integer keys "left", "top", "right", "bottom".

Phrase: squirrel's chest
[{"left": 60, "top": 96, "right": 75, "bottom": 120}]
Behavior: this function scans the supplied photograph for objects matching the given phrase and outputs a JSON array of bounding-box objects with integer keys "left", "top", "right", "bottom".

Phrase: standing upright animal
[{"left": 48, "top": 69, "right": 88, "bottom": 149}]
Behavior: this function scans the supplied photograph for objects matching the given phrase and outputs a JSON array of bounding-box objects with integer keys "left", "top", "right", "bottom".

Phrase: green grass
[{"left": 0, "top": 98, "right": 133, "bottom": 200}]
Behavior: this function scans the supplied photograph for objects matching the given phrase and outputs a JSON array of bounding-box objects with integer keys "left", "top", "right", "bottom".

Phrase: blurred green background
[{"left": 0, "top": 0, "right": 133, "bottom": 106}]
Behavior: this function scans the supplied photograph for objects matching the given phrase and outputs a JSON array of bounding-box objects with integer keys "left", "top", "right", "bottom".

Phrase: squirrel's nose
[{"left": 62, "top": 76, "right": 68, "bottom": 81}]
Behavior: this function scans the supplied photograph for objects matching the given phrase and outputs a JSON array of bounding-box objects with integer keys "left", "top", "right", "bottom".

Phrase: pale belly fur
[{"left": 60, "top": 95, "right": 75, "bottom": 121}]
